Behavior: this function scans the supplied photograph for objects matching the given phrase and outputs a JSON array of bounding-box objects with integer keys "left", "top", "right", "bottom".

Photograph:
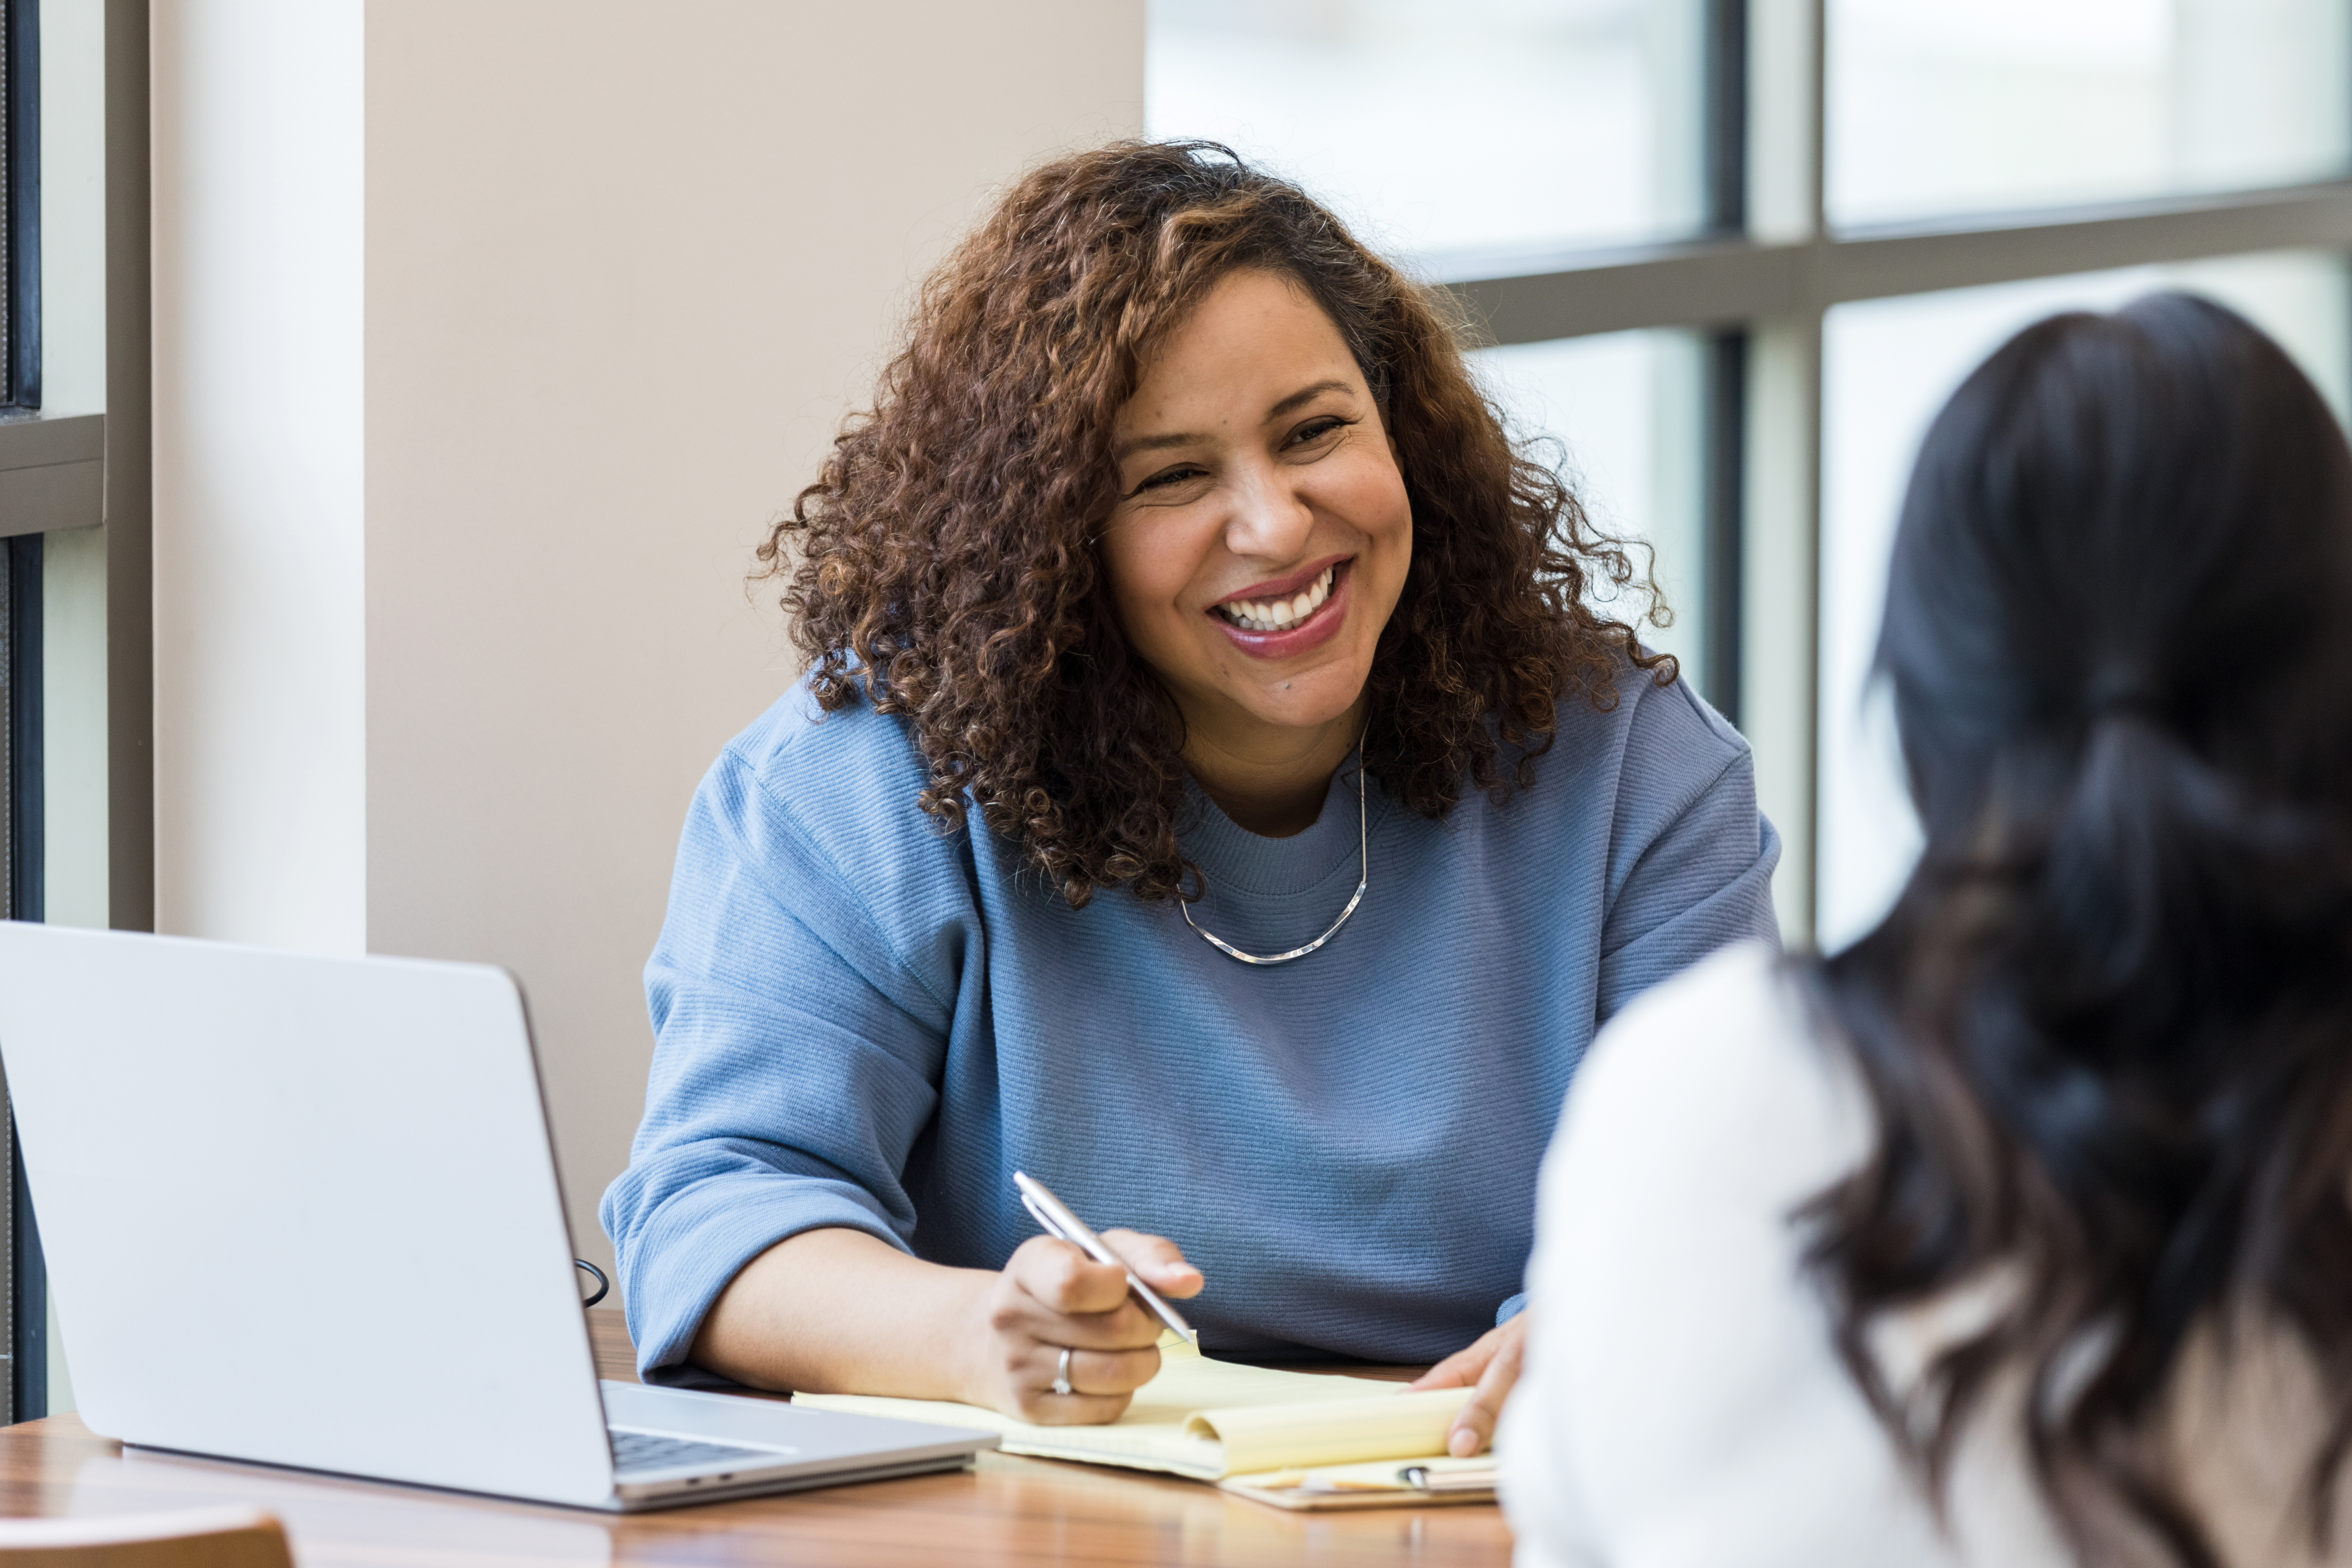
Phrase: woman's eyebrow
[
  {"left": 1114, "top": 430, "right": 1201, "bottom": 461},
  {"left": 1266, "top": 379, "right": 1352, "bottom": 419}
]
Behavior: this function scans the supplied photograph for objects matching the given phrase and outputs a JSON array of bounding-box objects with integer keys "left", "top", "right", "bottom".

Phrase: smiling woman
[
  {"left": 601, "top": 141, "right": 1780, "bottom": 1459},
  {"left": 1101, "top": 273, "right": 1408, "bottom": 841}
]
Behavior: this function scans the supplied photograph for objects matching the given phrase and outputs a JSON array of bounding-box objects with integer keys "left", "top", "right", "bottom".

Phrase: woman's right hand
[{"left": 959, "top": 1228, "right": 1204, "bottom": 1424}]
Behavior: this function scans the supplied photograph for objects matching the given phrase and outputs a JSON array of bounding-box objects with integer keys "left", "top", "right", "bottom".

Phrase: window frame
[
  {"left": 0, "top": 0, "right": 152, "bottom": 1424},
  {"left": 1432, "top": 0, "right": 2352, "bottom": 943}
]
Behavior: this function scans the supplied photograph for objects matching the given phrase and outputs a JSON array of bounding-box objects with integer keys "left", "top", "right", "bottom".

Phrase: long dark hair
[
  {"left": 762, "top": 141, "right": 1668, "bottom": 909},
  {"left": 1805, "top": 293, "right": 2352, "bottom": 1566}
]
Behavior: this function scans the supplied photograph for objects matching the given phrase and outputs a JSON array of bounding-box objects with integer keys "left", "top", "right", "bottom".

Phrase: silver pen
[{"left": 1012, "top": 1170, "right": 1200, "bottom": 1349}]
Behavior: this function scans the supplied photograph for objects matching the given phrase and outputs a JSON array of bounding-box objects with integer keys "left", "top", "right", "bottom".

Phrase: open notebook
[{"left": 794, "top": 1333, "right": 1482, "bottom": 1494}]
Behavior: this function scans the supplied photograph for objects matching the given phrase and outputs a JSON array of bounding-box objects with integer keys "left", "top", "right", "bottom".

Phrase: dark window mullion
[
  {"left": 1703, "top": 0, "right": 1748, "bottom": 239},
  {"left": 0, "top": 540, "right": 11, "bottom": 1423},
  {"left": 1702, "top": 331, "right": 1747, "bottom": 723},
  {"left": 5, "top": 0, "right": 36, "bottom": 409},
  {"left": 3, "top": 532, "right": 37, "bottom": 1425},
  {"left": 1, "top": 0, "right": 43, "bottom": 1424},
  {"left": 1698, "top": 0, "right": 1750, "bottom": 725}
]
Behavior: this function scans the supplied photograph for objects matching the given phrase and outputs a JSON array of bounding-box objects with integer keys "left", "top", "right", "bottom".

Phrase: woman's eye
[
  {"left": 1288, "top": 416, "right": 1351, "bottom": 448},
  {"left": 1132, "top": 466, "right": 1205, "bottom": 495}
]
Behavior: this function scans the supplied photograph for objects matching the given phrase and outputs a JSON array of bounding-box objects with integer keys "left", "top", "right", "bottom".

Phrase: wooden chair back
[{"left": 0, "top": 1507, "right": 292, "bottom": 1568}]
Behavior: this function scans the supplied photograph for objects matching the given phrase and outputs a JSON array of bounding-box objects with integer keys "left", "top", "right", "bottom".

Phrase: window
[
  {"left": 0, "top": 0, "right": 144, "bottom": 1424},
  {"left": 0, "top": 529, "right": 39, "bottom": 1423},
  {"left": 1148, "top": 0, "right": 1721, "bottom": 266},
  {"left": 1816, "top": 252, "right": 2351, "bottom": 948},
  {"left": 1149, "top": 0, "right": 2352, "bottom": 948},
  {"left": 0, "top": 0, "right": 40, "bottom": 1428},
  {"left": 1828, "top": 0, "right": 2352, "bottom": 225},
  {"left": 1, "top": 0, "right": 37, "bottom": 409},
  {"left": 1473, "top": 330, "right": 1714, "bottom": 686}
]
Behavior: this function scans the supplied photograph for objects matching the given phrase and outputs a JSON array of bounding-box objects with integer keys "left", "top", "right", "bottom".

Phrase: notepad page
[
  {"left": 792, "top": 1335, "right": 1469, "bottom": 1481},
  {"left": 1181, "top": 1387, "right": 1470, "bottom": 1476}
]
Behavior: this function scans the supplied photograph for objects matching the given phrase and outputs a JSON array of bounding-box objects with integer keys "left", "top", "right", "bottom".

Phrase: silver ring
[{"left": 1052, "top": 1346, "right": 1074, "bottom": 1397}]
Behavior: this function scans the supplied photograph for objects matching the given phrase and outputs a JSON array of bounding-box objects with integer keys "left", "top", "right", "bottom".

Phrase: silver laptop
[{"left": 0, "top": 922, "right": 994, "bottom": 1511}]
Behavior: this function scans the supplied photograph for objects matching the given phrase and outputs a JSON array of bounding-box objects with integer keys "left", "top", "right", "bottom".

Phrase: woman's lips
[{"left": 1207, "top": 561, "right": 1352, "bottom": 660}]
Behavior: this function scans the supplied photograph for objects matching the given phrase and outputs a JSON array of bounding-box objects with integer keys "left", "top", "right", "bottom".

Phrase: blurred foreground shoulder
[
  {"left": 1501, "top": 943, "right": 1957, "bottom": 1568},
  {"left": 1551, "top": 941, "right": 1861, "bottom": 1223}
]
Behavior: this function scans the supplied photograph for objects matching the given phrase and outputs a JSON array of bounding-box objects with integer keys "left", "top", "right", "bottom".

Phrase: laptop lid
[{"left": 0, "top": 923, "right": 619, "bottom": 1508}]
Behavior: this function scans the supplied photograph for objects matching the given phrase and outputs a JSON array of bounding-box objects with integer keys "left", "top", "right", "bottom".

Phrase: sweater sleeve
[
  {"left": 598, "top": 742, "right": 970, "bottom": 1381},
  {"left": 1594, "top": 682, "right": 1782, "bottom": 1024}
]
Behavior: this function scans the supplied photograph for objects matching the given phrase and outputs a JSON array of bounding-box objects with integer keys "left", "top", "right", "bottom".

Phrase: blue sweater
[{"left": 602, "top": 670, "right": 1780, "bottom": 1378}]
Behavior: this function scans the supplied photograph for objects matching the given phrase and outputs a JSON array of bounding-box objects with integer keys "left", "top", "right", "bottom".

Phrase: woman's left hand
[{"left": 1406, "top": 1310, "right": 1528, "bottom": 1457}]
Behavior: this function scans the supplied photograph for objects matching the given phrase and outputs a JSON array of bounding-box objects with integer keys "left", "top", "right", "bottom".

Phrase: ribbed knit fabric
[{"left": 601, "top": 665, "right": 1780, "bottom": 1380}]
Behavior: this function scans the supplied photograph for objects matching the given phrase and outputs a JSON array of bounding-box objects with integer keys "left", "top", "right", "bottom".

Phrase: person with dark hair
[
  {"left": 601, "top": 141, "right": 1778, "bottom": 1449},
  {"left": 1503, "top": 292, "right": 2352, "bottom": 1566}
]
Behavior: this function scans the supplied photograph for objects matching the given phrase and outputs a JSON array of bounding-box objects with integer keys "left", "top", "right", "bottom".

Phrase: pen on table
[
  {"left": 1012, "top": 1170, "right": 1200, "bottom": 1350},
  {"left": 1401, "top": 1462, "right": 1498, "bottom": 1493}
]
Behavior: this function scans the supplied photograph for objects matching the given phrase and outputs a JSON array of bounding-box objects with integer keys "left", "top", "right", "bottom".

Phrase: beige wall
[{"left": 155, "top": 1, "right": 1146, "bottom": 1278}]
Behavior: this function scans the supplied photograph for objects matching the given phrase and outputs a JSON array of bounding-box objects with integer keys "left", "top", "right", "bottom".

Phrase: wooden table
[{"left": 0, "top": 1311, "right": 1513, "bottom": 1566}]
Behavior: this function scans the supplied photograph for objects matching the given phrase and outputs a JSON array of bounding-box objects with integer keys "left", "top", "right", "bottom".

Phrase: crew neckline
[{"left": 1177, "top": 761, "right": 1392, "bottom": 898}]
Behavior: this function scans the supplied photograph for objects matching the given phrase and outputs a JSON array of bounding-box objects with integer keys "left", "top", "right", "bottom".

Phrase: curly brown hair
[{"left": 761, "top": 140, "right": 1670, "bottom": 908}]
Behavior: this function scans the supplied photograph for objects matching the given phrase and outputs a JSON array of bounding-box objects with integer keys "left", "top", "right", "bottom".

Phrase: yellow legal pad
[{"left": 792, "top": 1333, "right": 1477, "bottom": 1491}]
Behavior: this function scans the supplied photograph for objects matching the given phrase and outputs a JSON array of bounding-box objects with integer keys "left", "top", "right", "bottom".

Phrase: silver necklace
[{"left": 1179, "top": 748, "right": 1367, "bottom": 966}]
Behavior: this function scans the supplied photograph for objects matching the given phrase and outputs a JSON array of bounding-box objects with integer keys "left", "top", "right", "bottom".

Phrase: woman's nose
[{"left": 1221, "top": 462, "right": 1314, "bottom": 562}]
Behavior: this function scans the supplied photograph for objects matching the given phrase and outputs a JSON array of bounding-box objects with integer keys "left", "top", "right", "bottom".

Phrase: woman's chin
[{"left": 1230, "top": 668, "right": 1370, "bottom": 736}]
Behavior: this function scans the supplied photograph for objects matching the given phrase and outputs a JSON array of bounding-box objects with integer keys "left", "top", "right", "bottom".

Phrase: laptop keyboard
[{"left": 609, "top": 1427, "right": 785, "bottom": 1477}]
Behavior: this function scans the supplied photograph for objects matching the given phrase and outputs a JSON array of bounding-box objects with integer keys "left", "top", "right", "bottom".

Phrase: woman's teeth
[{"left": 1216, "top": 565, "right": 1336, "bottom": 632}]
